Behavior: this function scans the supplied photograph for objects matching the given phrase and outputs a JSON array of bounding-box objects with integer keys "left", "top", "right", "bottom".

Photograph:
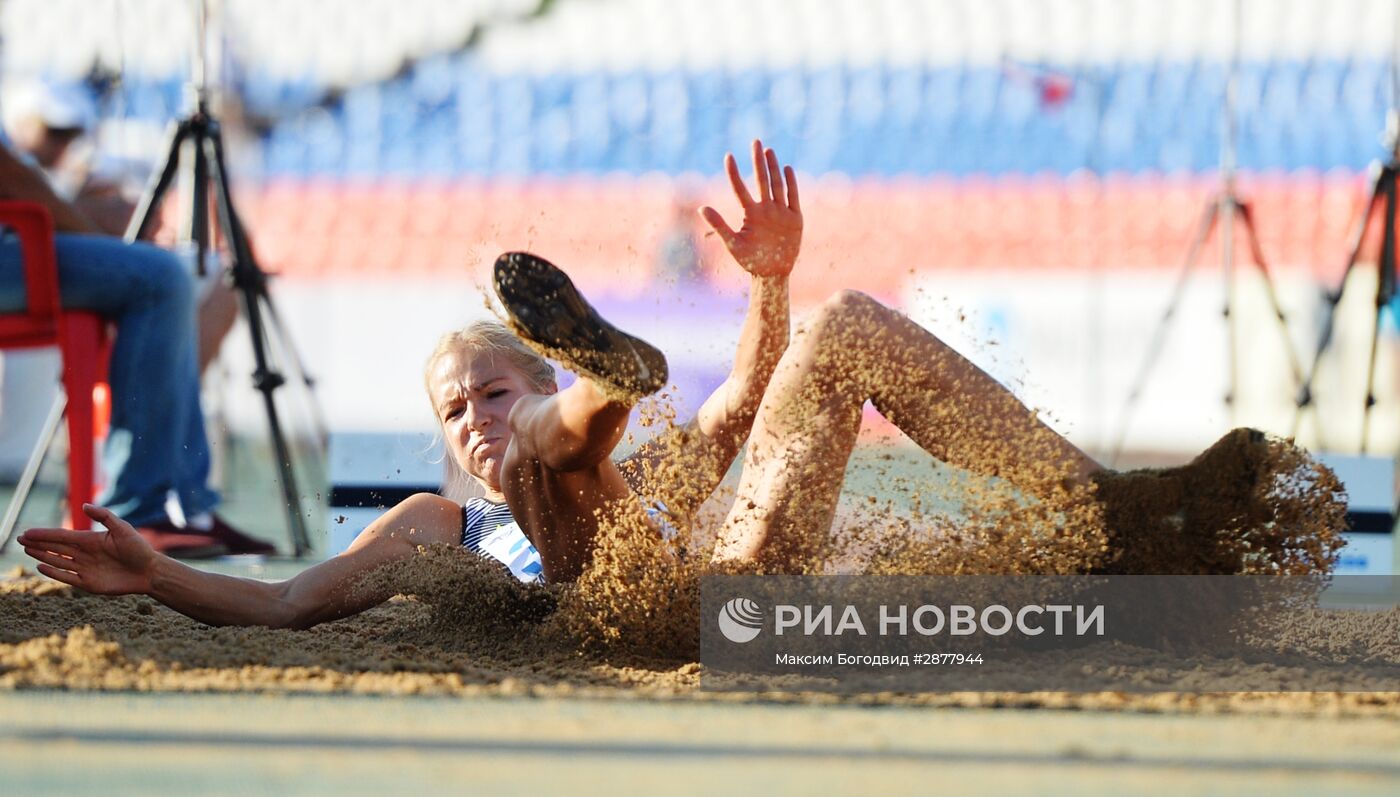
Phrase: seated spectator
[
  {"left": 2, "top": 78, "right": 238, "bottom": 371},
  {"left": 0, "top": 137, "right": 272, "bottom": 557}
]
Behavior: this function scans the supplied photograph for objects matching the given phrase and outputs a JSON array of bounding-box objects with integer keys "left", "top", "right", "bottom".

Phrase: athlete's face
[{"left": 429, "top": 349, "right": 549, "bottom": 492}]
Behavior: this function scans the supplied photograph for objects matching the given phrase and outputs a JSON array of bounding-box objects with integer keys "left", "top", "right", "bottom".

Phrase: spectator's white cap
[{"left": 1, "top": 78, "right": 95, "bottom": 133}]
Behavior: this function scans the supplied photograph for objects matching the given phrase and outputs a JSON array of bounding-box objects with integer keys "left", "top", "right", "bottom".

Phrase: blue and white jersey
[{"left": 460, "top": 497, "right": 545, "bottom": 584}]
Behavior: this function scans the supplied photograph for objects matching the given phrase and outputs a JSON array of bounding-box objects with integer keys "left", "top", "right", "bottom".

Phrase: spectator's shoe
[
  {"left": 205, "top": 515, "right": 278, "bottom": 556},
  {"left": 135, "top": 519, "right": 227, "bottom": 559},
  {"left": 493, "top": 251, "right": 668, "bottom": 401}
]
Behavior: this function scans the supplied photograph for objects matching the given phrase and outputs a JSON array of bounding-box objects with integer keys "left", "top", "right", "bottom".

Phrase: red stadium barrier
[{"left": 238, "top": 173, "right": 1372, "bottom": 307}]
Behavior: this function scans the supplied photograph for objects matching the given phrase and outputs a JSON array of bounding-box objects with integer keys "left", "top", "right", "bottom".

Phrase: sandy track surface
[{"left": 2, "top": 691, "right": 1399, "bottom": 796}]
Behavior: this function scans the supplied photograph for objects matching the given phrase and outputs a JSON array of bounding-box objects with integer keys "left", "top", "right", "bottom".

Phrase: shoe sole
[{"left": 493, "top": 252, "right": 668, "bottom": 399}]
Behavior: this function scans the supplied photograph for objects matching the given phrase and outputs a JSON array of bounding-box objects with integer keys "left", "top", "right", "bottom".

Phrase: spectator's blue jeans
[{"left": 0, "top": 233, "right": 218, "bottom": 525}]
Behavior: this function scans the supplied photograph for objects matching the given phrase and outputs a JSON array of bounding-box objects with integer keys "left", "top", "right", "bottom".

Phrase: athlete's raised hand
[
  {"left": 18, "top": 504, "right": 159, "bottom": 595},
  {"left": 700, "top": 139, "right": 802, "bottom": 279}
]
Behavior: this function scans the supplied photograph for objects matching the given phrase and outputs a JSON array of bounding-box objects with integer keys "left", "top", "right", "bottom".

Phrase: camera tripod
[
  {"left": 1109, "top": 0, "right": 1302, "bottom": 464},
  {"left": 124, "top": 0, "right": 323, "bottom": 556},
  {"left": 124, "top": 97, "right": 320, "bottom": 556},
  {"left": 0, "top": 0, "right": 322, "bottom": 556},
  {"left": 1108, "top": 186, "right": 1305, "bottom": 464},
  {"left": 1292, "top": 0, "right": 1400, "bottom": 454},
  {"left": 1291, "top": 114, "right": 1400, "bottom": 453}
]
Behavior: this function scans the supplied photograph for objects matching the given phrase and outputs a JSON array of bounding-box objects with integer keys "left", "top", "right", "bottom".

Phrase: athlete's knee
[
  {"left": 829, "top": 288, "right": 878, "bottom": 312},
  {"left": 798, "top": 289, "right": 882, "bottom": 345},
  {"left": 823, "top": 289, "right": 886, "bottom": 324}
]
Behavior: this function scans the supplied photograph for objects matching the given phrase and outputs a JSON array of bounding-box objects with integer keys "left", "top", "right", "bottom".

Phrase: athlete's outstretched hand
[
  {"left": 18, "top": 504, "right": 158, "bottom": 595},
  {"left": 700, "top": 139, "right": 802, "bottom": 279}
]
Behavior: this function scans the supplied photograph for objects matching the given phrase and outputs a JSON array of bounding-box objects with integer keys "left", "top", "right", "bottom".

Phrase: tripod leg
[
  {"left": 1361, "top": 169, "right": 1400, "bottom": 452},
  {"left": 1109, "top": 197, "right": 1219, "bottom": 465},
  {"left": 205, "top": 128, "right": 328, "bottom": 445},
  {"left": 1235, "top": 201, "right": 1305, "bottom": 386},
  {"left": 1291, "top": 167, "right": 1389, "bottom": 444},
  {"left": 186, "top": 126, "right": 212, "bottom": 276},
  {"left": 0, "top": 393, "right": 66, "bottom": 553},
  {"left": 253, "top": 293, "right": 329, "bottom": 445},
  {"left": 123, "top": 119, "right": 189, "bottom": 243},
  {"left": 1221, "top": 193, "right": 1238, "bottom": 418},
  {"left": 204, "top": 133, "right": 312, "bottom": 557},
  {"left": 1359, "top": 298, "right": 1387, "bottom": 453}
]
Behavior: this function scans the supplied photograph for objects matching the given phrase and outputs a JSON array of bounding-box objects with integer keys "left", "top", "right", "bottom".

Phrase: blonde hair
[
  {"left": 425, "top": 319, "right": 556, "bottom": 503},
  {"left": 425, "top": 319, "right": 557, "bottom": 397}
]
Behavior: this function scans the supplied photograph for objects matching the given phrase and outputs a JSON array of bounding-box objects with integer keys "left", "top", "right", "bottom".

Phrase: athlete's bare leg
[{"left": 712, "top": 290, "right": 1100, "bottom": 569}]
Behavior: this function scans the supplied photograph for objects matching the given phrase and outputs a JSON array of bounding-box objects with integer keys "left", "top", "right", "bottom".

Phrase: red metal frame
[{"left": 0, "top": 201, "right": 110, "bottom": 530}]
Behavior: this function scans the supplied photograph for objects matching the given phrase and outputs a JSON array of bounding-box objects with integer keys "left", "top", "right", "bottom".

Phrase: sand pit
[
  {"left": 4, "top": 554, "right": 1399, "bottom": 718},
  {"left": 0, "top": 416, "right": 1384, "bottom": 717},
  {"left": 0, "top": 309, "right": 1379, "bottom": 715}
]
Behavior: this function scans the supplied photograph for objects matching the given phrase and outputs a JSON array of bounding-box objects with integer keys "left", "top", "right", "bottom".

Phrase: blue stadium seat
[
  {"left": 607, "top": 72, "right": 653, "bottom": 172},
  {"left": 1301, "top": 59, "right": 1343, "bottom": 113},
  {"left": 533, "top": 108, "right": 574, "bottom": 175},
  {"left": 490, "top": 74, "right": 534, "bottom": 174},
  {"left": 650, "top": 71, "right": 690, "bottom": 173},
  {"left": 411, "top": 54, "right": 457, "bottom": 105},
  {"left": 801, "top": 67, "right": 846, "bottom": 170},
  {"left": 885, "top": 68, "right": 923, "bottom": 125},
  {"left": 342, "top": 85, "right": 384, "bottom": 139},
  {"left": 380, "top": 83, "right": 420, "bottom": 144},
  {"left": 960, "top": 67, "right": 1000, "bottom": 121},
  {"left": 239, "top": 74, "right": 284, "bottom": 118},
  {"left": 246, "top": 42, "right": 1396, "bottom": 180},
  {"left": 453, "top": 59, "right": 495, "bottom": 110},
  {"left": 1262, "top": 60, "right": 1303, "bottom": 121},
  {"left": 1111, "top": 63, "right": 1151, "bottom": 116},
  {"left": 923, "top": 67, "right": 958, "bottom": 119},
  {"left": 534, "top": 74, "right": 573, "bottom": 116},
  {"left": 127, "top": 82, "right": 172, "bottom": 121},
  {"left": 684, "top": 71, "right": 728, "bottom": 172},
  {"left": 569, "top": 73, "right": 611, "bottom": 172},
  {"left": 379, "top": 133, "right": 418, "bottom": 175},
  {"left": 344, "top": 136, "right": 382, "bottom": 177},
  {"left": 303, "top": 115, "right": 346, "bottom": 176},
  {"left": 725, "top": 70, "right": 769, "bottom": 113},
  {"left": 769, "top": 68, "right": 807, "bottom": 127},
  {"left": 265, "top": 127, "right": 311, "bottom": 177},
  {"left": 1341, "top": 59, "right": 1384, "bottom": 115}
]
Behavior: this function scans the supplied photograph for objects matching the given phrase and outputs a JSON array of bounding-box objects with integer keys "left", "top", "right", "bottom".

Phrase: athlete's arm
[
  {"left": 18, "top": 496, "right": 463, "bottom": 629},
  {"left": 623, "top": 140, "right": 800, "bottom": 508},
  {"left": 0, "top": 142, "right": 101, "bottom": 234}
]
